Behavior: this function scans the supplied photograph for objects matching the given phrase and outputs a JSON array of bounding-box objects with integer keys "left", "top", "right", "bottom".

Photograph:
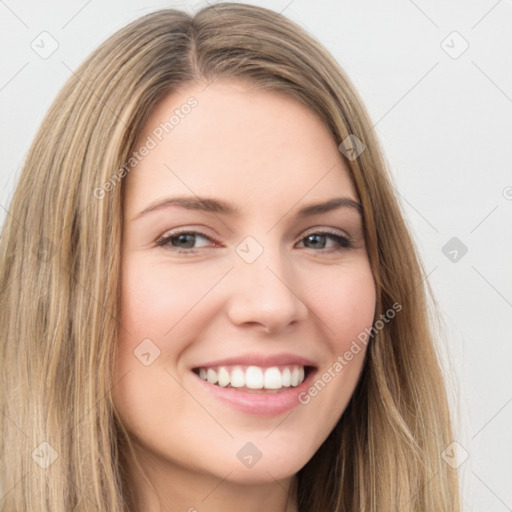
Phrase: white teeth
[
  {"left": 264, "top": 367, "right": 283, "bottom": 389},
  {"left": 290, "top": 367, "right": 299, "bottom": 387},
  {"left": 217, "top": 367, "right": 230, "bottom": 387},
  {"left": 245, "top": 366, "right": 264, "bottom": 389},
  {"left": 206, "top": 368, "right": 218, "bottom": 384},
  {"left": 230, "top": 367, "right": 245, "bottom": 388},
  {"left": 196, "top": 364, "right": 307, "bottom": 390},
  {"left": 281, "top": 367, "right": 291, "bottom": 387}
]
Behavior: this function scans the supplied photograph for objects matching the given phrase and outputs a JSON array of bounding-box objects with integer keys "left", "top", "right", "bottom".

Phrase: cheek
[
  {"left": 290, "top": 273, "right": 374, "bottom": 454},
  {"left": 303, "top": 260, "right": 376, "bottom": 349},
  {"left": 118, "top": 255, "right": 225, "bottom": 340},
  {"left": 112, "top": 256, "right": 215, "bottom": 451},
  {"left": 295, "top": 260, "right": 375, "bottom": 415},
  {"left": 113, "top": 255, "right": 229, "bottom": 424}
]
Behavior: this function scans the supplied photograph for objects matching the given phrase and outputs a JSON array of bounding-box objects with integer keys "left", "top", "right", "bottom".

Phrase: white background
[{"left": 1, "top": 1, "right": 511, "bottom": 510}]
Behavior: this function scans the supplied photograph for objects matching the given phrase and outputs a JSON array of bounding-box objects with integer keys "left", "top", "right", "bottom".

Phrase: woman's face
[{"left": 113, "top": 79, "right": 376, "bottom": 493}]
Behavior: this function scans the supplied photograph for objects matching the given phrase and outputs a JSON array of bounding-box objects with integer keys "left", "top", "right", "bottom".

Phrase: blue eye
[
  {"left": 156, "top": 229, "right": 353, "bottom": 255},
  {"left": 157, "top": 231, "right": 215, "bottom": 252},
  {"left": 298, "top": 232, "right": 353, "bottom": 251}
]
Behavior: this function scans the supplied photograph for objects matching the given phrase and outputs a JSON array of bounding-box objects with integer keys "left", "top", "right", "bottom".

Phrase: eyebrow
[{"left": 134, "top": 195, "right": 363, "bottom": 220}]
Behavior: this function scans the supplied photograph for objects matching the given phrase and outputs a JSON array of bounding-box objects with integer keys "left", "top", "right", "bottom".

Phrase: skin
[{"left": 112, "top": 79, "right": 376, "bottom": 512}]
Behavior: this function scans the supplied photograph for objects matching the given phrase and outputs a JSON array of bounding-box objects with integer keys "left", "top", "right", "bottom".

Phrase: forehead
[{"left": 124, "top": 79, "right": 357, "bottom": 214}]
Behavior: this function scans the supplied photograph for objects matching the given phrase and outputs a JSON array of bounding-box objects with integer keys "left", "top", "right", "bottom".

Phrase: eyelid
[
  {"left": 155, "top": 227, "right": 220, "bottom": 248},
  {"left": 155, "top": 225, "right": 356, "bottom": 256},
  {"left": 296, "top": 228, "right": 354, "bottom": 251},
  {"left": 155, "top": 225, "right": 351, "bottom": 244},
  {"left": 299, "top": 226, "right": 351, "bottom": 240}
]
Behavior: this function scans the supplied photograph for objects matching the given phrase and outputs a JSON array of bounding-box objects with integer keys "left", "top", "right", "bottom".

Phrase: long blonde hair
[{"left": 0, "top": 3, "right": 460, "bottom": 511}]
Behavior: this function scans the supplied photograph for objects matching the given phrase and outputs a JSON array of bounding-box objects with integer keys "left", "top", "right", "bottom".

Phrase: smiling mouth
[{"left": 192, "top": 365, "right": 314, "bottom": 393}]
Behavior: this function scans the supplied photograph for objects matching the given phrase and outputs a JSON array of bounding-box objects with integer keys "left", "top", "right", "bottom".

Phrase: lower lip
[{"left": 192, "top": 370, "right": 316, "bottom": 415}]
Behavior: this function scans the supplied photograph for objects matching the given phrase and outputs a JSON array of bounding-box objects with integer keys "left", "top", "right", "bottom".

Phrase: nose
[{"left": 226, "top": 245, "right": 309, "bottom": 334}]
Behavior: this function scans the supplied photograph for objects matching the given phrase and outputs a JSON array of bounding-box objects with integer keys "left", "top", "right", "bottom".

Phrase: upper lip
[{"left": 191, "top": 353, "right": 317, "bottom": 370}]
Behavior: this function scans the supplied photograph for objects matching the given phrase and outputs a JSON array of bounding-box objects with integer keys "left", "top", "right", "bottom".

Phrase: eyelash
[{"left": 155, "top": 228, "right": 354, "bottom": 255}]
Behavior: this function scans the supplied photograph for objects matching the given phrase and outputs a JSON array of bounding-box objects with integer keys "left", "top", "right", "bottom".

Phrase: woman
[{"left": 0, "top": 3, "right": 461, "bottom": 511}]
